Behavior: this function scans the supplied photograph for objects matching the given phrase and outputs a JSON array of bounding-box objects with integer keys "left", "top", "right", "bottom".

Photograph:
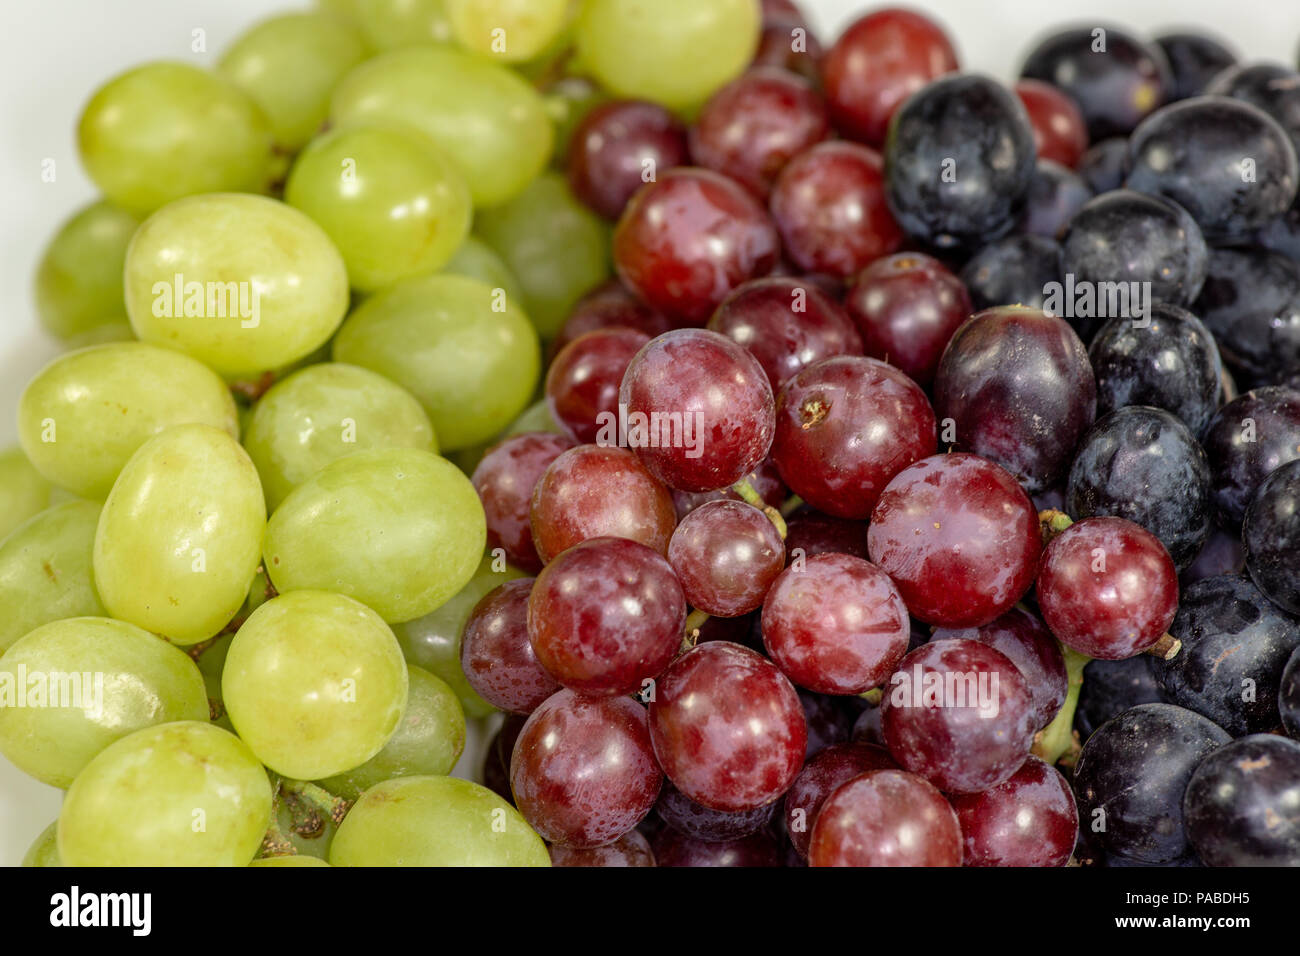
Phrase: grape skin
[{"left": 34, "top": 200, "right": 138, "bottom": 342}]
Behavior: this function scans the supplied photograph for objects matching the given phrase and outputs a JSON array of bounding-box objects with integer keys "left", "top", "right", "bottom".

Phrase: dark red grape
[
  {"left": 461, "top": 578, "right": 560, "bottom": 715},
  {"left": 549, "top": 830, "right": 656, "bottom": 867},
  {"left": 753, "top": 15, "right": 824, "bottom": 84},
  {"left": 655, "top": 780, "right": 775, "bottom": 842},
  {"left": 949, "top": 756, "right": 1078, "bottom": 867},
  {"left": 650, "top": 826, "right": 782, "bottom": 867},
  {"left": 551, "top": 280, "right": 674, "bottom": 358},
  {"left": 667, "top": 499, "right": 784, "bottom": 617},
  {"left": 783, "top": 509, "right": 870, "bottom": 563},
  {"left": 472, "top": 432, "right": 578, "bottom": 573},
  {"left": 782, "top": 742, "right": 896, "bottom": 860},
  {"left": 1014, "top": 78, "right": 1089, "bottom": 168},
  {"left": 1203, "top": 386, "right": 1300, "bottom": 528},
  {"left": 1185, "top": 734, "right": 1300, "bottom": 866},
  {"left": 1244, "top": 458, "right": 1300, "bottom": 615},
  {"left": 672, "top": 457, "right": 785, "bottom": 519},
  {"left": 567, "top": 100, "right": 689, "bottom": 220},
  {"left": 545, "top": 328, "right": 650, "bottom": 444},
  {"left": 808, "top": 769, "right": 962, "bottom": 867}
]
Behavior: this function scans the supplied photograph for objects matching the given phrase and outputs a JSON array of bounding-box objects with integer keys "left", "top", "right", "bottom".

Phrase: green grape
[
  {"left": 34, "top": 201, "right": 138, "bottom": 342},
  {"left": 218, "top": 12, "right": 369, "bottom": 153},
  {"left": 124, "top": 193, "right": 350, "bottom": 379},
  {"left": 475, "top": 171, "right": 610, "bottom": 339},
  {"left": 0, "top": 500, "right": 106, "bottom": 653},
  {"left": 332, "top": 274, "right": 539, "bottom": 450},
  {"left": 194, "top": 631, "right": 235, "bottom": 732},
  {"left": 575, "top": 0, "right": 760, "bottom": 111},
  {"left": 62, "top": 320, "right": 136, "bottom": 350},
  {"left": 392, "top": 551, "right": 525, "bottom": 718},
  {"left": 0, "top": 617, "right": 208, "bottom": 788},
  {"left": 17, "top": 342, "right": 238, "bottom": 499},
  {"left": 249, "top": 855, "right": 331, "bottom": 867},
  {"left": 285, "top": 124, "right": 471, "bottom": 292},
  {"left": 77, "top": 62, "right": 273, "bottom": 216},
  {"left": 58, "top": 720, "right": 273, "bottom": 867},
  {"left": 329, "top": 775, "right": 549, "bottom": 866},
  {"left": 223, "top": 590, "right": 408, "bottom": 779},
  {"left": 348, "top": 0, "right": 454, "bottom": 50},
  {"left": 446, "top": 0, "right": 569, "bottom": 62},
  {"left": 21, "top": 822, "right": 61, "bottom": 867},
  {"left": 0, "top": 447, "right": 50, "bottom": 542},
  {"left": 441, "top": 235, "right": 524, "bottom": 305},
  {"left": 330, "top": 46, "right": 553, "bottom": 207},
  {"left": 94, "top": 424, "right": 266, "bottom": 645},
  {"left": 244, "top": 362, "right": 437, "bottom": 510},
  {"left": 263, "top": 448, "right": 484, "bottom": 622},
  {"left": 449, "top": 399, "right": 562, "bottom": 477},
  {"left": 317, "top": 665, "right": 464, "bottom": 799},
  {"left": 543, "top": 76, "right": 607, "bottom": 166}
]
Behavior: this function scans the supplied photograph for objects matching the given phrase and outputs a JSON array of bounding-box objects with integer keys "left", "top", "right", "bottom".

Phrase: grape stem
[
  {"left": 681, "top": 608, "right": 710, "bottom": 651},
  {"left": 281, "top": 779, "right": 352, "bottom": 827},
  {"left": 1032, "top": 646, "right": 1090, "bottom": 768},
  {"left": 732, "top": 479, "right": 788, "bottom": 539},
  {"left": 259, "top": 786, "right": 298, "bottom": 859},
  {"left": 1038, "top": 508, "right": 1074, "bottom": 545},
  {"left": 1145, "top": 633, "right": 1182, "bottom": 661},
  {"left": 779, "top": 494, "right": 804, "bottom": 518},
  {"left": 859, "top": 687, "right": 883, "bottom": 705}
]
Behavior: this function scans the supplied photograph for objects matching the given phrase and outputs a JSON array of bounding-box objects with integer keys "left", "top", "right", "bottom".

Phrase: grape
[
  {"left": 218, "top": 11, "right": 368, "bottom": 153},
  {"left": 317, "top": 665, "right": 464, "bottom": 799},
  {"left": 34, "top": 201, "right": 138, "bottom": 342},
  {"left": 1203, "top": 386, "right": 1300, "bottom": 528},
  {"left": 551, "top": 279, "right": 672, "bottom": 357},
  {"left": 648, "top": 641, "right": 806, "bottom": 812},
  {"left": 618, "top": 328, "right": 776, "bottom": 492},
  {"left": 1283, "top": 647, "right": 1300, "bottom": 740},
  {"left": 472, "top": 433, "right": 576, "bottom": 572},
  {"left": 549, "top": 830, "right": 655, "bottom": 867},
  {"left": 651, "top": 826, "right": 782, "bottom": 867},
  {"left": 1243, "top": 458, "right": 1300, "bottom": 614},
  {"left": 18, "top": 342, "right": 238, "bottom": 499},
  {"left": 1075, "top": 656, "right": 1169, "bottom": 742},
  {"left": 949, "top": 756, "right": 1078, "bottom": 867},
  {"left": 285, "top": 125, "right": 472, "bottom": 293},
  {"left": 783, "top": 510, "right": 870, "bottom": 563},
  {"left": 461, "top": 578, "right": 559, "bottom": 714},
  {"left": 330, "top": 46, "right": 552, "bottom": 207},
  {"left": 94, "top": 424, "right": 265, "bottom": 645},
  {"left": 1185, "top": 735, "right": 1300, "bottom": 866},
  {"left": 655, "top": 780, "right": 775, "bottom": 842},
  {"left": 21, "top": 823, "right": 60, "bottom": 868},
  {"left": 545, "top": 329, "right": 649, "bottom": 444},
  {"left": 529, "top": 445, "right": 677, "bottom": 564},
  {"left": 567, "top": 100, "right": 689, "bottom": 221},
  {"left": 249, "top": 855, "right": 332, "bottom": 867},
  {"left": 58, "top": 721, "right": 273, "bottom": 867},
  {"left": 0, "top": 617, "right": 207, "bottom": 788},
  {"left": 668, "top": 500, "right": 784, "bottom": 617},
  {"left": 77, "top": 62, "right": 272, "bottom": 215},
  {"left": 674, "top": 458, "right": 786, "bottom": 520},
  {"left": 329, "top": 775, "right": 549, "bottom": 866},
  {"left": 441, "top": 236, "right": 524, "bottom": 305},
  {"left": 575, "top": 0, "right": 760, "bottom": 112},
  {"left": 1014, "top": 78, "right": 1090, "bottom": 168},
  {"left": 243, "top": 362, "right": 438, "bottom": 510},
  {"left": 475, "top": 171, "right": 612, "bottom": 339},
  {"left": 781, "top": 742, "right": 896, "bottom": 860},
  {"left": 332, "top": 274, "right": 540, "bottom": 451},
  {"left": 124, "top": 193, "right": 349, "bottom": 379},
  {"left": 528, "top": 537, "right": 685, "bottom": 696},
  {"left": 264, "top": 448, "right": 484, "bottom": 623},
  {"left": 0, "top": 448, "right": 51, "bottom": 542},
  {"left": 510, "top": 690, "right": 662, "bottom": 847},
  {"left": 808, "top": 770, "right": 962, "bottom": 867},
  {"left": 1017, "top": 159, "right": 1092, "bottom": 239},
  {"left": 331, "top": 0, "right": 451, "bottom": 48},
  {"left": 447, "top": 0, "right": 569, "bottom": 62}
]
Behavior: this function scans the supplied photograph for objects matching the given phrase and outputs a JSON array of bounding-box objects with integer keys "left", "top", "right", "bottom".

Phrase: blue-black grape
[
  {"left": 1155, "top": 32, "right": 1239, "bottom": 101},
  {"left": 1075, "top": 656, "right": 1170, "bottom": 742},
  {"left": 1280, "top": 647, "right": 1300, "bottom": 739},
  {"left": 1193, "top": 247, "right": 1300, "bottom": 389},
  {"left": 1202, "top": 386, "right": 1300, "bottom": 527},
  {"left": 960, "top": 234, "right": 1060, "bottom": 313},
  {"left": 1017, "top": 159, "right": 1092, "bottom": 240},
  {"left": 1077, "top": 137, "right": 1130, "bottom": 194},
  {"left": 1206, "top": 62, "right": 1300, "bottom": 154},
  {"left": 1243, "top": 458, "right": 1300, "bottom": 614},
  {"left": 1184, "top": 734, "right": 1300, "bottom": 865}
]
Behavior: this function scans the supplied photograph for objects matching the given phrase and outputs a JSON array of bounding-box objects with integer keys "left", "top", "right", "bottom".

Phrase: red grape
[
  {"left": 549, "top": 830, "right": 656, "bottom": 867},
  {"left": 667, "top": 499, "right": 784, "bottom": 617},
  {"left": 808, "top": 769, "right": 963, "bottom": 867},
  {"left": 472, "top": 432, "right": 578, "bottom": 573},
  {"left": 949, "top": 755, "right": 1078, "bottom": 867},
  {"left": 545, "top": 327, "right": 650, "bottom": 444},
  {"left": 782, "top": 742, "right": 897, "bottom": 859},
  {"left": 567, "top": 100, "right": 689, "bottom": 220},
  {"left": 461, "top": 578, "right": 560, "bottom": 715},
  {"left": 672, "top": 456, "right": 785, "bottom": 519},
  {"left": 784, "top": 510, "right": 870, "bottom": 562},
  {"left": 753, "top": 16, "right": 824, "bottom": 84},
  {"left": 1014, "top": 78, "right": 1090, "bottom": 168},
  {"left": 651, "top": 826, "right": 782, "bottom": 867},
  {"left": 551, "top": 279, "right": 674, "bottom": 357},
  {"left": 655, "top": 780, "right": 775, "bottom": 842}
]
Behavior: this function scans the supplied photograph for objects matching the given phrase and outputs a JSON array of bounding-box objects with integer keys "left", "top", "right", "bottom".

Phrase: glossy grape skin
[
  {"left": 869, "top": 454, "right": 1041, "bottom": 627},
  {"left": 1077, "top": 137, "right": 1130, "bottom": 194},
  {"left": 550, "top": 830, "right": 656, "bottom": 867},
  {"left": 1020, "top": 26, "right": 1171, "bottom": 140},
  {"left": 781, "top": 743, "right": 895, "bottom": 859},
  {"left": 264, "top": 448, "right": 484, "bottom": 623},
  {"left": 960, "top": 234, "right": 1060, "bottom": 314},
  {"left": 772, "top": 356, "right": 935, "bottom": 520},
  {"left": 552, "top": 280, "right": 673, "bottom": 357},
  {"left": 546, "top": 329, "right": 649, "bottom": 444},
  {"left": 1015, "top": 78, "right": 1089, "bottom": 168},
  {"left": 58, "top": 721, "right": 272, "bottom": 867},
  {"left": 333, "top": 274, "right": 540, "bottom": 451},
  {"left": 1017, "top": 160, "right": 1093, "bottom": 239},
  {"left": 1193, "top": 247, "right": 1300, "bottom": 389},
  {"left": 1088, "top": 304, "right": 1223, "bottom": 437},
  {"left": 333, "top": 0, "right": 452, "bottom": 49},
  {"left": 821, "top": 8, "right": 958, "bottom": 147},
  {"left": 655, "top": 780, "right": 775, "bottom": 843},
  {"left": 1076, "top": 656, "right": 1169, "bottom": 741},
  {"left": 461, "top": 579, "right": 559, "bottom": 714},
  {"left": 1066, "top": 406, "right": 1213, "bottom": 569},
  {"left": 1243, "top": 459, "right": 1300, "bottom": 614},
  {"left": 808, "top": 769, "right": 961, "bottom": 867},
  {"left": 769, "top": 141, "right": 904, "bottom": 279},
  {"left": 330, "top": 775, "right": 549, "bottom": 866},
  {"left": 528, "top": 537, "right": 685, "bottom": 697},
  {"left": 1206, "top": 63, "right": 1300, "bottom": 154},
  {"left": 34, "top": 201, "right": 138, "bottom": 342},
  {"left": 1126, "top": 97, "right": 1299, "bottom": 244},
  {"left": 1185, "top": 734, "right": 1300, "bottom": 866},
  {"left": 649, "top": 641, "right": 806, "bottom": 812},
  {"left": 884, "top": 74, "right": 1037, "bottom": 249},
  {"left": 445, "top": 0, "right": 568, "bottom": 61},
  {"left": 330, "top": 46, "right": 552, "bottom": 207},
  {"left": 18, "top": 342, "right": 238, "bottom": 500},
  {"left": 566, "top": 100, "right": 689, "bottom": 221},
  {"left": 1203, "top": 387, "right": 1300, "bottom": 528},
  {"left": 950, "top": 756, "right": 1078, "bottom": 867},
  {"left": 1074, "top": 702, "right": 1229, "bottom": 863},
  {"left": 784, "top": 510, "right": 870, "bottom": 563},
  {"left": 668, "top": 500, "right": 783, "bottom": 618},
  {"left": 753, "top": 3, "right": 823, "bottom": 83},
  {"left": 1281, "top": 648, "right": 1300, "bottom": 739},
  {"left": 651, "top": 826, "right": 782, "bottom": 867},
  {"left": 1182, "top": 527, "right": 1246, "bottom": 589},
  {"left": 472, "top": 433, "right": 576, "bottom": 572},
  {"left": 1155, "top": 32, "right": 1238, "bottom": 101},
  {"left": 846, "top": 253, "right": 971, "bottom": 387},
  {"left": 441, "top": 235, "right": 524, "bottom": 305},
  {"left": 613, "top": 168, "right": 779, "bottom": 325}
]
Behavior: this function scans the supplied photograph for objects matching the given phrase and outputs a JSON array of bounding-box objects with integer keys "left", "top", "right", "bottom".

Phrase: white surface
[{"left": 2, "top": 0, "right": 1298, "bottom": 865}]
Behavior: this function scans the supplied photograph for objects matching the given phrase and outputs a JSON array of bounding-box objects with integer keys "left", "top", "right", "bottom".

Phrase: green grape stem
[
  {"left": 680, "top": 608, "right": 710, "bottom": 652},
  {"left": 732, "top": 479, "right": 787, "bottom": 539},
  {"left": 282, "top": 778, "right": 352, "bottom": 827},
  {"left": 779, "top": 494, "right": 804, "bottom": 518},
  {"left": 1032, "top": 646, "right": 1091, "bottom": 768},
  {"left": 859, "top": 688, "right": 883, "bottom": 705}
]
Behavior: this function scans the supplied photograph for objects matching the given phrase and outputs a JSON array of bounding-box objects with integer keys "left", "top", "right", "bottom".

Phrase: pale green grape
[
  {"left": 34, "top": 201, "right": 138, "bottom": 342},
  {"left": 329, "top": 775, "right": 549, "bottom": 866},
  {"left": 94, "top": 424, "right": 266, "bottom": 644},
  {"left": 124, "top": 193, "right": 350, "bottom": 379},
  {"left": 475, "top": 171, "right": 610, "bottom": 339},
  {"left": 218, "top": 12, "right": 369, "bottom": 153},
  {"left": 347, "top": 0, "right": 454, "bottom": 50},
  {"left": 332, "top": 274, "right": 540, "bottom": 450},
  {"left": 195, "top": 631, "right": 235, "bottom": 733},
  {"left": 441, "top": 235, "right": 524, "bottom": 305},
  {"left": 0, "top": 500, "right": 106, "bottom": 653},
  {"left": 330, "top": 46, "right": 553, "bottom": 207},
  {"left": 450, "top": 398, "right": 563, "bottom": 479},
  {"left": 223, "top": 590, "right": 408, "bottom": 779},
  {"left": 77, "top": 62, "right": 274, "bottom": 216},
  {"left": 447, "top": 0, "right": 569, "bottom": 62},
  {"left": 575, "top": 0, "right": 760, "bottom": 111},
  {"left": 317, "top": 665, "right": 464, "bottom": 799},
  {"left": 263, "top": 448, "right": 485, "bottom": 622},
  {"left": 58, "top": 720, "right": 272, "bottom": 867},
  {"left": 17, "top": 342, "right": 238, "bottom": 499},
  {"left": 21, "top": 822, "right": 61, "bottom": 867},
  {"left": 285, "top": 125, "right": 471, "bottom": 292},
  {"left": 244, "top": 362, "right": 437, "bottom": 510},
  {"left": 0, "top": 447, "right": 50, "bottom": 542},
  {"left": 392, "top": 551, "right": 525, "bottom": 718},
  {"left": 0, "top": 617, "right": 208, "bottom": 788},
  {"left": 543, "top": 76, "right": 607, "bottom": 166},
  {"left": 249, "top": 855, "right": 331, "bottom": 867},
  {"left": 62, "top": 320, "right": 136, "bottom": 350}
]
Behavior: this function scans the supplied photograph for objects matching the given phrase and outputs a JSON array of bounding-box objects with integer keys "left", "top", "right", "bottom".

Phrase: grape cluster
[{"left": 4, "top": 0, "right": 1300, "bottom": 869}]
